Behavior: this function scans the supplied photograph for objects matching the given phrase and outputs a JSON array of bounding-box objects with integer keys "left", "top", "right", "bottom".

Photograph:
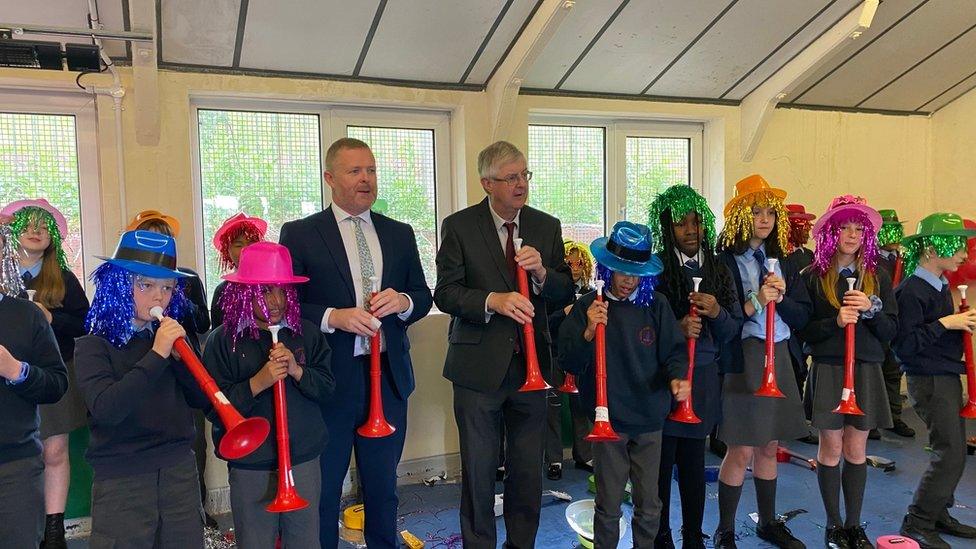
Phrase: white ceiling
[{"left": 3, "top": 0, "right": 976, "bottom": 114}]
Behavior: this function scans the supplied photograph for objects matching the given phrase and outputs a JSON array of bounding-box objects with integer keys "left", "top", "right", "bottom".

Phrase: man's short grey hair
[{"left": 478, "top": 141, "right": 525, "bottom": 179}]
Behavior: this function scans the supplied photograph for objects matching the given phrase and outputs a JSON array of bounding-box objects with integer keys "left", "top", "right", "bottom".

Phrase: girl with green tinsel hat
[
  {"left": 647, "top": 185, "right": 742, "bottom": 549},
  {"left": 1, "top": 198, "right": 90, "bottom": 548}
]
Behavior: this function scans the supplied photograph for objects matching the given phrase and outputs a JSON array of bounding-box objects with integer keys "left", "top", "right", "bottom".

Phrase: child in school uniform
[
  {"left": 559, "top": 221, "right": 690, "bottom": 548},
  {"left": 2, "top": 198, "right": 91, "bottom": 548},
  {"left": 203, "top": 242, "right": 335, "bottom": 548},
  {"left": 647, "top": 185, "right": 743, "bottom": 549},
  {"left": 798, "top": 195, "right": 897, "bottom": 549},
  {"left": 713, "top": 175, "right": 812, "bottom": 549},
  {"left": 0, "top": 220, "right": 68, "bottom": 548},
  {"left": 209, "top": 212, "right": 267, "bottom": 327},
  {"left": 74, "top": 230, "right": 210, "bottom": 549},
  {"left": 894, "top": 213, "right": 976, "bottom": 549}
]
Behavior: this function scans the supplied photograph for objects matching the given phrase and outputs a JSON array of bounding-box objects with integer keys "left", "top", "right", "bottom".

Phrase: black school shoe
[
  {"left": 886, "top": 419, "right": 915, "bottom": 437},
  {"left": 41, "top": 513, "right": 67, "bottom": 549},
  {"left": 868, "top": 429, "right": 881, "bottom": 440},
  {"left": 756, "top": 520, "right": 806, "bottom": 548},
  {"left": 680, "top": 528, "right": 707, "bottom": 549},
  {"left": 653, "top": 529, "right": 675, "bottom": 549},
  {"left": 900, "top": 515, "right": 950, "bottom": 549},
  {"left": 546, "top": 462, "right": 562, "bottom": 480},
  {"left": 713, "top": 529, "right": 737, "bottom": 549},
  {"left": 846, "top": 525, "right": 873, "bottom": 549},
  {"left": 825, "top": 525, "right": 851, "bottom": 549},
  {"left": 935, "top": 512, "right": 976, "bottom": 538},
  {"left": 574, "top": 459, "right": 594, "bottom": 472}
]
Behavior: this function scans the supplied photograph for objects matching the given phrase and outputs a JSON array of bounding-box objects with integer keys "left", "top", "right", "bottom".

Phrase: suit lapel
[
  {"left": 477, "top": 199, "right": 515, "bottom": 291},
  {"left": 314, "top": 206, "right": 356, "bottom": 302}
]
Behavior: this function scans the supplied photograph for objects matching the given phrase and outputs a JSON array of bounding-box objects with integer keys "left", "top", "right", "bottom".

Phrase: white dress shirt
[
  {"left": 320, "top": 203, "right": 414, "bottom": 355},
  {"left": 484, "top": 200, "right": 543, "bottom": 322}
]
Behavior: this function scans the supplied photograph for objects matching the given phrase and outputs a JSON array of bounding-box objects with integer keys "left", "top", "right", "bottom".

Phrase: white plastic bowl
[{"left": 565, "top": 499, "right": 627, "bottom": 547}]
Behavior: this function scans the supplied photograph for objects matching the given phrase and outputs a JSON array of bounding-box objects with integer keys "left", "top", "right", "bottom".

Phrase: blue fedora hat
[
  {"left": 590, "top": 221, "right": 664, "bottom": 277},
  {"left": 96, "top": 230, "right": 192, "bottom": 279}
]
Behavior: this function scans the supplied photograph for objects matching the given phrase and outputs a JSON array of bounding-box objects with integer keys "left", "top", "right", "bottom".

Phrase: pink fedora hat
[
  {"left": 812, "top": 194, "right": 882, "bottom": 237},
  {"left": 212, "top": 212, "right": 268, "bottom": 249},
  {"left": 222, "top": 242, "right": 308, "bottom": 285},
  {"left": 1, "top": 198, "right": 68, "bottom": 237}
]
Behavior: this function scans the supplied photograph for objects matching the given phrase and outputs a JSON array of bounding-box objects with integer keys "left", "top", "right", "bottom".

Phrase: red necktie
[{"left": 503, "top": 222, "right": 521, "bottom": 352}]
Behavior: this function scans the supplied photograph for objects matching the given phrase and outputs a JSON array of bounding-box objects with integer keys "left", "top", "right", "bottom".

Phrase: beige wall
[
  {"left": 931, "top": 87, "right": 976, "bottom": 217},
  {"left": 0, "top": 66, "right": 944, "bottom": 498}
]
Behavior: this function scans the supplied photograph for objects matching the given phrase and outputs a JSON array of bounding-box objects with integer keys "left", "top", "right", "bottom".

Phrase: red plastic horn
[
  {"left": 892, "top": 255, "right": 904, "bottom": 286},
  {"left": 513, "top": 238, "right": 551, "bottom": 392},
  {"left": 669, "top": 276, "right": 703, "bottom": 424},
  {"left": 358, "top": 277, "right": 396, "bottom": 437},
  {"left": 834, "top": 277, "right": 865, "bottom": 415},
  {"left": 558, "top": 373, "right": 579, "bottom": 394},
  {"left": 265, "top": 325, "right": 309, "bottom": 512},
  {"left": 958, "top": 285, "right": 976, "bottom": 419},
  {"left": 776, "top": 446, "right": 817, "bottom": 470},
  {"left": 149, "top": 307, "right": 270, "bottom": 460},
  {"left": 585, "top": 280, "right": 620, "bottom": 442},
  {"left": 755, "top": 258, "right": 786, "bottom": 398}
]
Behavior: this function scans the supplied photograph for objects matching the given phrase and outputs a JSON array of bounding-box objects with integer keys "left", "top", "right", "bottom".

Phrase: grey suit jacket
[{"left": 434, "top": 198, "right": 574, "bottom": 392}]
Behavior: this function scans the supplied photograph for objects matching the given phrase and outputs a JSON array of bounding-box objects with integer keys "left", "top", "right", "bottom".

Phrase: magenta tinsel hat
[
  {"left": 1, "top": 198, "right": 68, "bottom": 236},
  {"left": 212, "top": 212, "right": 268, "bottom": 250},
  {"left": 222, "top": 242, "right": 308, "bottom": 285},
  {"left": 811, "top": 195, "right": 882, "bottom": 237}
]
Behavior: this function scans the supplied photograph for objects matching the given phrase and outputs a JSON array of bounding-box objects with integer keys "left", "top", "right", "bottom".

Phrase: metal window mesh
[
  {"left": 625, "top": 137, "right": 690, "bottom": 223},
  {"left": 347, "top": 126, "right": 438, "bottom": 286},
  {"left": 0, "top": 112, "right": 84, "bottom": 282},
  {"left": 197, "top": 109, "right": 322, "bottom": 298},
  {"left": 527, "top": 125, "right": 605, "bottom": 245}
]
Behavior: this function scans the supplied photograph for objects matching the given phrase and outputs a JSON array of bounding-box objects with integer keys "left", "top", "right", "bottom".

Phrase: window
[
  {"left": 527, "top": 125, "right": 605, "bottom": 244},
  {"left": 0, "top": 92, "right": 103, "bottom": 288},
  {"left": 529, "top": 120, "right": 702, "bottom": 245},
  {"left": 196, "top": 109, "right": 323, "bottom": 299},
  {"left": 192, "top": 101, "right": 451, "bottom": 298},
  {"left": 347, "top": 126, "right": 438, "bottom": 286}
]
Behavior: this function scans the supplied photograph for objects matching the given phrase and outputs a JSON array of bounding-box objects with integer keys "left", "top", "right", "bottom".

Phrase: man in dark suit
[
  {"left": 434, "top": 140, "right": 574, "bottom": 548},
  {"left": 279, "top": 138, "right": 432, "bottom": 549}
]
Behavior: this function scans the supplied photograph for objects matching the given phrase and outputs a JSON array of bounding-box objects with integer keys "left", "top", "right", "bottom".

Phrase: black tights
[{"left": 657, "top": 434, "right": 706, "bottom": 537}]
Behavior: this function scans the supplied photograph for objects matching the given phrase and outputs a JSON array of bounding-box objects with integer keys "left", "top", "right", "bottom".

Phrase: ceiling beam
[
  {"left": 485, "top": 0, "right": 575, "bottom": 142},
  {"left": 739, "top": 0, "right": 878, "bottom": 162},
  {"left": 129, "top": 0, "right": 160, "bottom": 146}
]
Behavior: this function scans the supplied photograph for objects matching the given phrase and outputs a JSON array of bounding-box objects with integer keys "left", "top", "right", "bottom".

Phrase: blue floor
[{"left": 384, "top": 404, "right": 976, "bottom": 548}]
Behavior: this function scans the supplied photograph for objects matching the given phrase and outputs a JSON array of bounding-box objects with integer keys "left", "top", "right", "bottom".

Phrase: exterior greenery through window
[
  {"left": 0, "top": 112, "right": 85, "bottom": 281},
  {"left": 625, "top": 136, "right": 691, "bottom": 223},
  {"left": 197, "top": 109, "right": 322, "bottom": 299}
]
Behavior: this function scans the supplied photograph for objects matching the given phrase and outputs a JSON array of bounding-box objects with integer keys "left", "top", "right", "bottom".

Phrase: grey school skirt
[
  {"left": 804, "top": 361, "right": 893, "bottom": 431},
  {"left": 718, "top": 338, "right": 808, "bottom": 447},
  {"left": 39, "top": 359, "right": 88, "bottom": 439}
]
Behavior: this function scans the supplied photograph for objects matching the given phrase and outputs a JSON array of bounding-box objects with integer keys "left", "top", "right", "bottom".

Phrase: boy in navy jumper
[
  {"left": 74, "top": 230, "right": 209, "bottom": 549},
  {"left": 204, "top": 242, "right": 335, "bottom": 548},
  {"left": 0, "top": 221, "right": 68, "bottom": 547},
  {"left": 894, "top": 213, "right": 976, "bottom": 549},
  {"left": 559, "top": 221, "right": 689, "bottom": 548}
]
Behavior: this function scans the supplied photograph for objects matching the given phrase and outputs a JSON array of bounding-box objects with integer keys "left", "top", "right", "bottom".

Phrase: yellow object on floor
[
  {"left": 342, "top": 504, "right": 365, "bottom": 530},
  {"left": 400, "top": 529, "right": 425, "bottom": 548}
]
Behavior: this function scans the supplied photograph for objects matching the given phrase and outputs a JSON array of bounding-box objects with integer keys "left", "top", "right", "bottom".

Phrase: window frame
[
  {"left": 189, "top": 97, "right": 452, "bottom": 293},
  {"left": 0, "top": 89, "right": 105, "bottom": 293},
  {"left": 529, "top": 115, "right": 704, "bottom": 236}
]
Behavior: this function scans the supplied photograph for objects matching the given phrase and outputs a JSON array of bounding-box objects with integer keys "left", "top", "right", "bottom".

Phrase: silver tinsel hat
[{"left": 0, "top": 223, "right": 24, "bottom": 297}]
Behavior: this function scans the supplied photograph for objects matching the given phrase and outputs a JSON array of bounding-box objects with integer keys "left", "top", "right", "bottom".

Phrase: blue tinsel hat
[
  {"left": 97, "top": 230, "right": 192, "bottom": 279},
  {"left": 590, "top": 221, "right": 664, "bottom": 277}
]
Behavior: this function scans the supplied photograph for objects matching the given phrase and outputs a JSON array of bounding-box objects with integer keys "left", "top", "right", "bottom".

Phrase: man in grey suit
[{"left": 434, "top": 141, "right": 574, "bottom": 548}]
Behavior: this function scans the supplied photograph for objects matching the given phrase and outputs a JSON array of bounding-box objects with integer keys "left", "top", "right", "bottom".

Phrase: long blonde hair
[{"left": 818, "top": 249, "right": 877, "bottom": 310}]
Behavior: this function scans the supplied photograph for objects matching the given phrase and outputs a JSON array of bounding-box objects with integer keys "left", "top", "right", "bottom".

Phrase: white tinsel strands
[
  {"left": 204, "top": 525, "right": 236, "bottom": 549},
  {"left": 0, "top": 224, "right": 24, "bottom": 297}
]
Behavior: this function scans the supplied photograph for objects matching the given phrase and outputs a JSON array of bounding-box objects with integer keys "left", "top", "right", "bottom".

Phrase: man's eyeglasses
[{"left": 490, "top": 170, "right": 533, "bottom": 185}]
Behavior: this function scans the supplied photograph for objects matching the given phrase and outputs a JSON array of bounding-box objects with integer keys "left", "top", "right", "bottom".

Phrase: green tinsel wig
[
  {"left": 8, "top": 206, "right": 69, "bottom": 271},
  {"left": 646, "top": 185, "right": 717, "bottom": 253},
  {"left": 718, "top": 191, "right": 791, "bottom": 253},
  {"left": 877, "top": 223, "right": 905, "bottom": 247},
  {"left": 901, "top": 235, "right": 967, "bottom": 276}
]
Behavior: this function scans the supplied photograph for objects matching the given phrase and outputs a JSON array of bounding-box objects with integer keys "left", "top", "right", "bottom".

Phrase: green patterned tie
[{"left": 351, "top": 216, "right": 377, "bottom": 351}]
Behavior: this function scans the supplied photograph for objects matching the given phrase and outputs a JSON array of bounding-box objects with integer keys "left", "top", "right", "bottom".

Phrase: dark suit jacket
[
  {"left": 434, "top": 198, "right": 574, "bottom": 392},
  {"left": 717, "top": 249, "right": 812, "bottom": 375},
  {"left": 279, "top": 206, "right": 432, "bottom": 400}
]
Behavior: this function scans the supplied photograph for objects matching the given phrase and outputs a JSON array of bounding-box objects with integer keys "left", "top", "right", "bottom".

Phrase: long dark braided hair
[{"left": 656, "top": 209, "right": 737, "bottom": 319}]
